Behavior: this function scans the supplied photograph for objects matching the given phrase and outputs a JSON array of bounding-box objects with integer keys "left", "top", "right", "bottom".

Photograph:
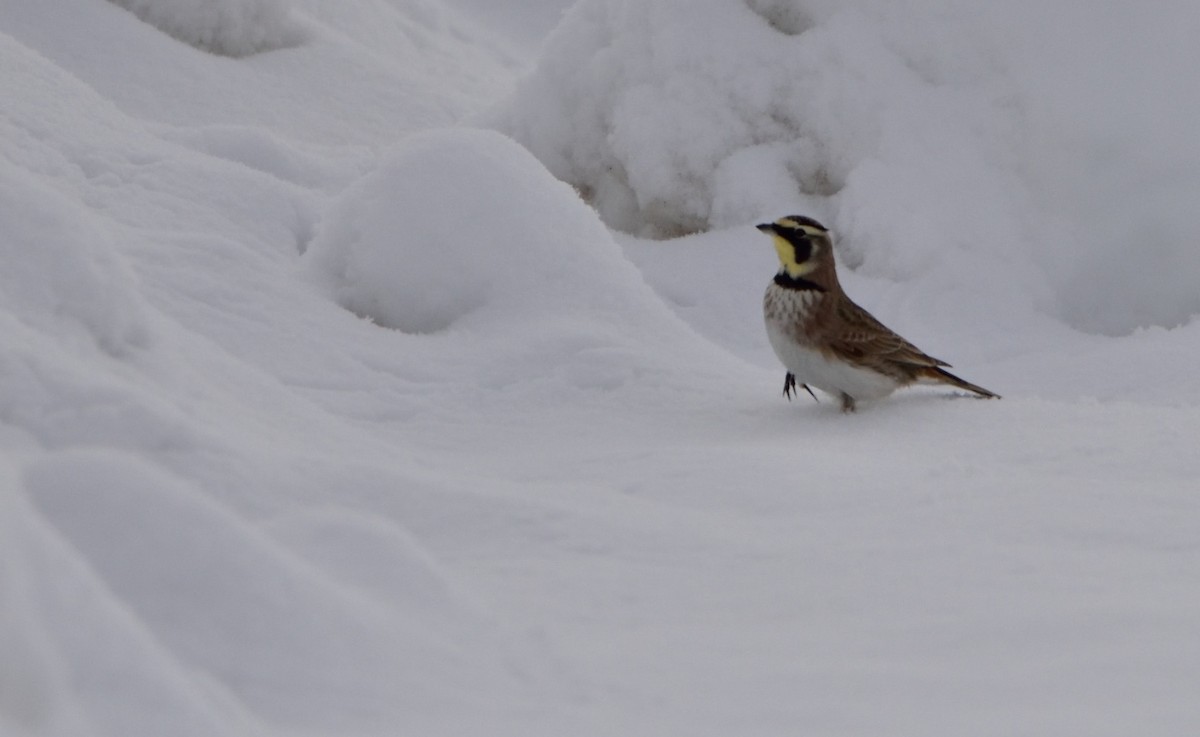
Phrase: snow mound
[
  {"left": 997, "top": 1, "right": 1200, "bottom": 335},
  {"left": 304, "top": 127, "right": 738, "bottom": 397},
  {"left": 492, "top": 0, "right": 1200, "bottom": 334},
  {"left": 107, "top": 0, "right": 303, "bottom": 57},
  {"left": 306, "top": 127, "right": 665, "bottom": 335},
  {"left": 490, "top": 0, "right": 903, "bottom": 237}
]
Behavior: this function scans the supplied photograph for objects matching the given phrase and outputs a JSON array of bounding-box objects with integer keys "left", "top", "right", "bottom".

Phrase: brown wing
[{"left": 818, "top": 295, "right": 950, "bottom": 375}]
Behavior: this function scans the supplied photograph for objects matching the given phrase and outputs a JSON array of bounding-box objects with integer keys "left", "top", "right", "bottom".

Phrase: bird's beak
[{"left": 756, "top": 223, "right": 774, "bottom": 234}]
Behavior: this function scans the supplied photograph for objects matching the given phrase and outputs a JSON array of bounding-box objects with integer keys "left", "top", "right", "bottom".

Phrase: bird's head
[{"left": 756, "top": 215, "right": 833, "bottom": 280}]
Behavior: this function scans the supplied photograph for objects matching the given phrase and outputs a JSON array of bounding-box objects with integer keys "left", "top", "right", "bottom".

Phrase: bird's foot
[
  {"left": 783, "top": 373, "right": 819, "bottom": 403},
  {"left": 839, "top": 392, "right": 857, "bottom": 413}
]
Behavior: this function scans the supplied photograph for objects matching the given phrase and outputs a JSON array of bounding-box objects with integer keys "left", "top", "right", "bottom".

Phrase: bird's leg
[
  {"left": 783, "top": 372, "right": 819, "bottom": 403},
  {"left": 839, "top": 392, "right": 856, "bottom": 413}
]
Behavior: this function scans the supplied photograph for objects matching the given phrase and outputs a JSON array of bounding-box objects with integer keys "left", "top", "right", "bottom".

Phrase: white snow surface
[
  {"left": 2, "top": 1, "right": 1200, "bottom": 736},
  {"left": 105, "top": 0, "right": 302, "bottom": 57},
  {"left": 493, "top": 0, "right": 1200, "bottom": 336}
]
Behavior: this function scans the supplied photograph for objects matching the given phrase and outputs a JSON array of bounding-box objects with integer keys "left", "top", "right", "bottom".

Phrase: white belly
[{"left": 765, "top": 321, "right": 898, "bottom": 402}]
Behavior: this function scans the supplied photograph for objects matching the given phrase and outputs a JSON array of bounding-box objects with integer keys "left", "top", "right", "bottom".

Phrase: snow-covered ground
[{"left": 3, "top": 1, "right": 1199, "bottom": 735}]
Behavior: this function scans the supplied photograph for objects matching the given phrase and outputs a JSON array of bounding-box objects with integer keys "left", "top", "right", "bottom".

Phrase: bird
[{"left": 757, "top": 215, "right": 999, "bottom": 412}]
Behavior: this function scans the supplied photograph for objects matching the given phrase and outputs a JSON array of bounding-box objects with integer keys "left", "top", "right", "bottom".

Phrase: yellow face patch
[{"left": 771, "top": 233, "right": 818, "bottom": 278}]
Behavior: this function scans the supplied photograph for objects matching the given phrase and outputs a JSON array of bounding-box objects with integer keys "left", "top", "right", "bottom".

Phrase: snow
[
  {"left": 3, "top": 0, "right": 1200, "bottom": 736},
  {"left": 304, "top": 128, "right": 677, "bottom": 338},
  {"left": 106, "top": 0, "right": 303, "bottom": 57},
  {"left": 0, "top": 168, "right": 150, "bottom": 357},
  {"left": 492, "top": 0, "right": 1200, "bottom": 336}
]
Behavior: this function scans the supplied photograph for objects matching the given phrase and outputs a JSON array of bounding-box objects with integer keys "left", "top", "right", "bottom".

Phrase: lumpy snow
[
  {"left": 106, "top": 0, "right": 303, "bottom": 57},
  {"left": 3, "top": 0, "right": 1200, "bottom": 736},
  {"left": 492, "top": 0, "right": 1200, "bottom": 336},
  {"left": 306, "top": 128, "right": 674, "bottom": 336}
]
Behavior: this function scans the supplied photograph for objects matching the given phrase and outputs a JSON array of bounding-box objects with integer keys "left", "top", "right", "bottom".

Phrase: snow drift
[
  {"left": 491, "top": 0, "right": 1200, "bottom": 335},
  {"left": 4, "top": 0, "right": 1200, "bottom": 736},
  {"left": 1, "top": 7, "right": 541, "bottom": 735},
  {"left": 305, "top": 126, "right": 734, "bottom": 395},
  {"left": 306, "top": 128, "right": 659, "bottom": 335},
  {"left": 307, "top": 128, "right": 679, "bottom": 333}
]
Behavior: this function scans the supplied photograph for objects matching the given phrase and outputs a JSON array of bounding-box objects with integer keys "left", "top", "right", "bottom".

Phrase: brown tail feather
[{"left": 925, "top": 367, "right": 1000, "bottom": 399}]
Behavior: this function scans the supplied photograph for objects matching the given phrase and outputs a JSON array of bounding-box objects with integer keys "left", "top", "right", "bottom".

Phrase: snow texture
[
  {"left": 106, "top": 0, "right": 303, "bottom": 57},
  {"left": 305, "top": 128, "right": 662, "bottom": 335},
  {"left": 492, "top": 0, "right": 1200, "bottom": 335},
  {"left": 3, "top": 0, "right": 1200, "bottom": 736}
]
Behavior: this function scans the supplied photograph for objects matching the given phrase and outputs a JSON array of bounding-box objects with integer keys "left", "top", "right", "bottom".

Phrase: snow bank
[
  {"left": 5, "top": 0, "right": 1200, "bottom": 735},
  {"left": 305, "top": 127, "right": 734, "bottom": 394},
  {"left": 492, "top": 0, "right": 1200, "bottom": 334},
  {"left": 1, "top": 18, "right": 544, "bottom": 736},
  {"left": 307, "top": 127, "right": 651, "bottom": 333},
  {"left": 991, "top": 0, "right": 1200, "bottom": 335},
  {"left": 107, "top": 0, "right": 302, "bottom": 57},
  {"left": 307, "top": 126, "right": 698, "bottom": 336},
  {"left": 492, "top": 0, "right": 1008, "bottom": 239}
]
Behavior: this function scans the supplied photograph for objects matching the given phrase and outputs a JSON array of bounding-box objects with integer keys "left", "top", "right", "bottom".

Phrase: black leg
[{"left": 783, "top": 373, "right": 819, "bottom": 403}]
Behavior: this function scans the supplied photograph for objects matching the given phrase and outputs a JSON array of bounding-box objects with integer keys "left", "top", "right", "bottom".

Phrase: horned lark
[{"left": 758, "top": 215, "right": 999, "bottom": 412}]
